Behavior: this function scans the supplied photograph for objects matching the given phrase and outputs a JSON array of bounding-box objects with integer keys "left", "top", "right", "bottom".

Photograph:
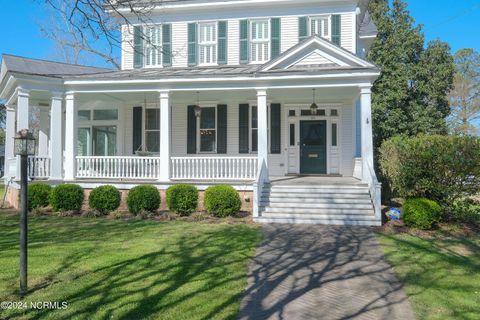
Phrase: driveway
[{"left": 238, "top": 224, "right": 415, "bottom": 320}]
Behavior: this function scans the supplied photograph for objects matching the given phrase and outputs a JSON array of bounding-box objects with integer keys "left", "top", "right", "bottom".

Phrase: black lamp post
[{"left": 14, "top": 129, "right": 35, "bottom": 296}]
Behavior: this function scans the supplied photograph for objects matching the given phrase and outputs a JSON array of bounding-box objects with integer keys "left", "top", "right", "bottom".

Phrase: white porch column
[
  {"left": 257, "top": 89, "right": 269, "bottom": 175},
  {"left": 159, "top": 91, "right": 171, "bottom": 182},
  {"left": 50, "top": 94, "right": 64, "bottom": 180},
  {"left": 360, "top": 86, "right": 374, "bottom": 182},
  {"left": 5, "top": 106, "right": 16, "bottom": 178},
  {"left": 38, "top": 109, "right": 50, "bottom": 156},
  {"left": 16, "top": 89, "right": 30, "bottom": 130},
  {"left": 64, "top": 93, "right": 77, "bottom": 181}
]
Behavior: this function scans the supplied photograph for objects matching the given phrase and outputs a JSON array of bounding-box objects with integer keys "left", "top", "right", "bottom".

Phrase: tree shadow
[{"left": 237, "top": 224, "right": 415, "bottom": 320}]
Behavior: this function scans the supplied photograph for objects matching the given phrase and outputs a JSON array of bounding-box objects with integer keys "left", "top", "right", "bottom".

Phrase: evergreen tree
[{"left": 368, "top": 0, "right": 455, "bottom": 150}]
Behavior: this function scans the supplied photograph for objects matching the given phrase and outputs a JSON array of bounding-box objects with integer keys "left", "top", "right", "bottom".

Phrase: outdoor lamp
[
  {"left": 194, "top": 91, "right": 202, "bottom": 118},
  {"left": 310, "top": 89, "right": 318, "bottom": 115},
  {"left": 14, "top": 129, "right": 36, "bottom": 156}
]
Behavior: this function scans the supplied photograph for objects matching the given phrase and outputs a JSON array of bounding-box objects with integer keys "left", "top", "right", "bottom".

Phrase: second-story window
[
  {"left": 145, "top": 26, "right": 162, "bottom": 66},
  {"left": 251, "top": 20, "right": 269, "bottom": 63},
  {"left": 310, "top": 16, "right": 331, "bottom": 40},
  {"left": 199, "top": 23, "right": 217, "bottom": 65}
]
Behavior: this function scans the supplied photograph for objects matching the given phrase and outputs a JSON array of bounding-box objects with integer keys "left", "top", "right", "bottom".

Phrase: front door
[{"left": 300, "top": 120, "right": 327, "bottom": 174}]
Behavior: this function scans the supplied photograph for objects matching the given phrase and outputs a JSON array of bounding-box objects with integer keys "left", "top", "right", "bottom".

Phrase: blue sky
[{"left": 0, "top": 0, "right": 479, "bottom": 66}]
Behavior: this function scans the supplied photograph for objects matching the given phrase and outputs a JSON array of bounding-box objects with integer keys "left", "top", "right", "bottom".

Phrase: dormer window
[
  {"left": 310, "top": 16, "right": 331, "bottom": 40},
  {"left": 250, "top": 20, "right": 270, "bottom": 63},
  {"left": 199, "top": 22, "right": 217, "bottom": 65},
  {"left": 144, "top": 25, "right": 162, "bottom": 67}
]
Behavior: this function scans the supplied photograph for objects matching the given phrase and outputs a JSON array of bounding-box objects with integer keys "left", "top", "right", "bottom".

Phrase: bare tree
[
  {"left": 449, "top": 48, "right": 480, "bottom": 136},
  {"left": 38, "top": 0, "right": 164, "bottom": 69}
]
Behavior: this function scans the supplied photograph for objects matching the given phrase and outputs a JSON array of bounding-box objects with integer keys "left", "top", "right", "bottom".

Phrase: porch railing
[
  {"left": 28, "top": 156, "right": 51, "bottom": 179},
  {"left": 171, "top": 157, "right": 258, "bottom": 180},
  {"left": 76, "top": 156, "right": 161, "bottom": 179}
]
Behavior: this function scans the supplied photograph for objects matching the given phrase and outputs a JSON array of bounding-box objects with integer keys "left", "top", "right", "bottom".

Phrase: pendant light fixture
[
  {"left": 310, "top": 88, "right": 318, "bottom": 115},
  {"left": 194, "top": 91, "right": 202, "bottom": 118}
]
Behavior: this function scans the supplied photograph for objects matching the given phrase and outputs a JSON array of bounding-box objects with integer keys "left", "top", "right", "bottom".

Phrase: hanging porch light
[
  {"left": 194, "top": 91, "right": 202, "bottom": 118},
  {"left": 310, "top": 89, "right": 318, "bottom": 115}
]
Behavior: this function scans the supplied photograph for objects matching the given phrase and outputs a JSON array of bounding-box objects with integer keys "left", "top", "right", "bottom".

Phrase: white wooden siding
[
  {"left": 121, "top": 8, "right": 357, "bottom": 70},
  {"left": 295, "top": 51, "right": 335, "bottom": 66}
]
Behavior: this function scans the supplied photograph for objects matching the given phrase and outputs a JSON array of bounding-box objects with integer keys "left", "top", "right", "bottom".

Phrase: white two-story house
[{"left": 0, "top": 0, "right": 381, "bottom": 225}]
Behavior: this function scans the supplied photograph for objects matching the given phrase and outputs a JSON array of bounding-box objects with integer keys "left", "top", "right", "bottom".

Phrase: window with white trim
[
  {"left": 199, "top": 22, "right": 217, "bottom": 65},
  {"left": 144, "top": 25, "right": 162, "bottom": 66},
  {"left": 199, "top": 107, "right": 216, "bottom": 152},
  {"left": 145, "top": 109, "right": 160, "bottom": 153},
  {"left": 310, "top": 16, "right": 331, "bottom": 40},
  {"left": 251, "top": 106, "right": 258, "bottom": 152},
  {"left": 250, "top": 20, "right": 269, "bottom": 63}
]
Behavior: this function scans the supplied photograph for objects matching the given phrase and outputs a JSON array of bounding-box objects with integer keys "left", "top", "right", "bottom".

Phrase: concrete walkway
[{"left": 238, "top": 224, "right": 415, "bottom": 320}]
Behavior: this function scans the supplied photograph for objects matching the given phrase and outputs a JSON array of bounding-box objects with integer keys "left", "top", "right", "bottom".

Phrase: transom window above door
[
  {"left": 250, "top": 20, "right": 269, "bottom": 63},
  {"left": 199, "top": 22, "right": 217, "bottom": 65},
  {"left": 310, "top": 16, "right": 331, "bottom": 40}
]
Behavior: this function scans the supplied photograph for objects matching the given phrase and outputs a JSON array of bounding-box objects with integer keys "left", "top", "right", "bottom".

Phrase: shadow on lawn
[
  {"left": 1, "top": 214, "right": 259, "bottom": 320},
  {"left": 238, "top": 225, "right": 415, "bottom": 320}
]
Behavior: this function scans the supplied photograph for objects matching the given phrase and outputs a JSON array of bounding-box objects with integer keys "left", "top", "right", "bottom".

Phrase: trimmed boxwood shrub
[
  {"left": 403, "top": 198, "right": 442, "bottom": 230},
  {"left": 89, "top": 185, "right": 121, "bottom": 214},
  {"left": 28, "top": 183, "right": 52, "bottom": 210},
  {"left": 127, "top": 185, "right": 160, "bottom": 214},
  {"left": 49, "top": 184, "right": 85, "bottom": 212},
  {"left": 166, "top": 184, "right": 198, "bottom": 216},
  {"left": 204, "top": 185, "right": 242, "bottom": 217}
]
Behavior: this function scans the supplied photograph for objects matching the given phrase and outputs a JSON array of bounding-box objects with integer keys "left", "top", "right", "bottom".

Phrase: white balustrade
[
  {"left": 171, "top": 157, "right": 258, "bottom": 180},
  {"left": 28, "top": 156, "right": 51, "bottom": 179},
  {"left": 76, "top": 156, "right": 161, "bottom": 179}
]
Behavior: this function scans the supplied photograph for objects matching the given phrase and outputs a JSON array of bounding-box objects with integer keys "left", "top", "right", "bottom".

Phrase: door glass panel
[
  {"left": 93, "top": 126, "right": 117, "bottom": 156},
  {"left": 78, "top": 110, "right": 91, "bottom": 121},
  {"left": 332, "top": 123, "right": 338, "bottom": 146},
  {"left": 77, "top": 128, "right": 91, "bottom": 156},
  {"left": 93, "top": 109, "right": 118, "bottom": 121},
  {"left": 290, "top": 123, "right": 295, "bottom": 146}
]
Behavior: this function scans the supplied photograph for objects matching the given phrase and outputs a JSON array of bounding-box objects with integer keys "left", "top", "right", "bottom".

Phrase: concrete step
[
  {"left": 260, "top": 207, "right": 375, "bottom": 215},
  {"left": 262, "top": 192, "right": 371, "bottom": 199},
  {"left": 254, "top": 216, "right": 382, "bottom": 226},
  {"left": 262, "top": 212, "right": 377, "bottom": 221},
  {"left": 264, "top": 187, "right": 370, "bottom": 194},
  {"left": 262, "top": 197, "right": 373, "bottom": 204},
  {"left": 259, "top": 202, "right": 373, "bottom": 210},
  {"left": 264, "top": 184, "right": 369, "bottom": 189}
]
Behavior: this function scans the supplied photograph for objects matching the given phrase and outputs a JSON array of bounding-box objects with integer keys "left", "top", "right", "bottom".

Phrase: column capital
[
  {"left": 256, "top": 88, "right": 268, "bottom": 97},
  {"left": 158, "top": 90, "right": 170, "bottom": 99},
  {"left": 51, "top": 91, "right": 64, "bottom": 100},
  {"left": 359, "top": 85, "right": 372, "bottom": 95},
  {"left": 17, "top": 88, "right": 30, "bottom": 98},
  {"left": 65, "top": 92, "right": 75, "bottom": 100}
]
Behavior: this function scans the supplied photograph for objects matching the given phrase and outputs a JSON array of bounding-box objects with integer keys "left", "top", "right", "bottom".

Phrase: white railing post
[{"left": 159, "top": 91, "right": 171, "bottom": 182}]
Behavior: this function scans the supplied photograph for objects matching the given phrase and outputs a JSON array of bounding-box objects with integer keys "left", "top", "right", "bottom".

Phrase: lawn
[
  {"left": 378, "top": 231, "right": 480, "bottom": 320},
  {"left": 0, "top": 212, "right": 261, "bottom": 320}
]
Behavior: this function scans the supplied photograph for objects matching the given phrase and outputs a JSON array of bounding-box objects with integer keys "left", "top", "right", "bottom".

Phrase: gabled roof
[
  {"left": 1, "top": 54, "right": 112, "bottom": 78},
  {"left": 260, "top": 35, "right": 377, "bottom": 72},
  {"left": 359, "top": 10, "right": 378, "bottom": 38}
]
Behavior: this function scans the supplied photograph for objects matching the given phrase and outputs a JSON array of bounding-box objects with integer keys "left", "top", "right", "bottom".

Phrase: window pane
[
  {"left": 290, "top": 124, "right": 295, "bottom": 146},
  {"left": 251, "top": 129, "right": 258, "bottom": 152},
  {"left": 332, "top": 123, "right": 337, "bottom": 146},
  {"left": 251, "top": 106, "right": 258, "bottom": 129},
  {"left": 77, "top": 128, "right": 91, "bottom": 156},
  {"left": 93, "top": 126, "right": 116, "bottom": 156},
  {"left": 93, "top": 109, "right": 118, "bottom": 120},
  {"left": 145, "top": 109, "right": 160, "bottom": 130},
  {"left": 330, "top": 109, "right": 338, "bottom": 117},
  {"left": 145, "top": 131, "right": 160, "bottom": 153},
  {"left": 200, "top": 107, "right": 216, "bottom": 129},
  {"left": 200, "top": 130, "right": 216, "bottom": 152},
  {"left": 78, "top": 110, "right": 91, "bottom": 121},
  {"left": 289, "top": 110, "right": 296, "bottom": 117}
]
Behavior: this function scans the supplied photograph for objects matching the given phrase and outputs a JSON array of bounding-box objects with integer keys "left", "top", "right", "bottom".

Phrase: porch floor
[{"left": 269, "top": 176, "right": 364, "bottom": 186}]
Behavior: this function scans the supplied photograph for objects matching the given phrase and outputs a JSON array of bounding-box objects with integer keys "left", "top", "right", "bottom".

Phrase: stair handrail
[
  {"left": 366, "top": 161, "right": 382, "bottom": 222},
  {"left": 253, "top": 159, "right": 268, "bottom": 218}
]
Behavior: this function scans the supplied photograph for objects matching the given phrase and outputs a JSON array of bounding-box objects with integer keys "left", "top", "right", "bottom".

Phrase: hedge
[
  {"left": 403, "top": 198, "right": 442, "bottom": 230},
  {"left": 49, "top": 184, "right": 84, "bottom": 212},
  {"left": 28, "top": 183, "right": 52, "bottom": 210},
  {"left": 127, "top": 185, "right": 161, "bottom": 214},
  {"left": 204, "top": 185, "right": 242, "bottom": 217},
  {"left": 166, "top": 184, "right": 198, "bottom": 216},
  {"left": 89, "top": 185, "right": 121, "bottom": 214}
]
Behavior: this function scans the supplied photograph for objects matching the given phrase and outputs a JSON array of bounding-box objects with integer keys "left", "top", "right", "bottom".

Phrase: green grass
[
  {"left": 378, "top": 233, "right": 480, "bottom": 320},
  {"left": 0, "top": 212, "right": 261, "bottom": 319}
]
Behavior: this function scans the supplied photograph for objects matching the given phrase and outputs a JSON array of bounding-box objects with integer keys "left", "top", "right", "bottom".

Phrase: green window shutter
[
  {"left": 132, "top": 106, "right": 143, "bottom": 153},
  {"left": 188, "top": 23, "right": 197, "bottom": 66},
  {"left": 298, "top": 16, "right": 308, "bottom": 42},
  {"left": 187, "top": 105, "right": 197, "bottom": 154},
  {"left": 331, "top": 14, "right": 341, "bottom": 46},
  {"left": 239, "top": 104, "right": 249, "bottom": 153},
  {"left": 217, "top": 105, "right": 227, "bottom": 154},
  {"left": 270, "top": 103, "right": 281, "bottom": 154},
  {"left": 270, "top": 18, "right": 281, "bottom": 59},
  {"left": 218, "top": 21, "right": 228, "bottom": 65},
  {"left": 239, "top": 20, "right": 249, "bottom": 64},
  {"left": 133, "top": 25, "right": 144, "bottom": 68},
  {"left": 162, "top": 24, "right": 172, "bottom": 67}
]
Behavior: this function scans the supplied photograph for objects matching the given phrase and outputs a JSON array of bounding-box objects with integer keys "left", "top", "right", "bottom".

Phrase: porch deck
[{"left": 269, "top": 176, "right": 364, "bottom": 186}]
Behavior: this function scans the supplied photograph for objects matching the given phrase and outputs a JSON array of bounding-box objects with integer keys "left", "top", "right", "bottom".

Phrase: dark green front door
[{"left": 300, "top": 120, "right": 327, "bottom": 174}]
